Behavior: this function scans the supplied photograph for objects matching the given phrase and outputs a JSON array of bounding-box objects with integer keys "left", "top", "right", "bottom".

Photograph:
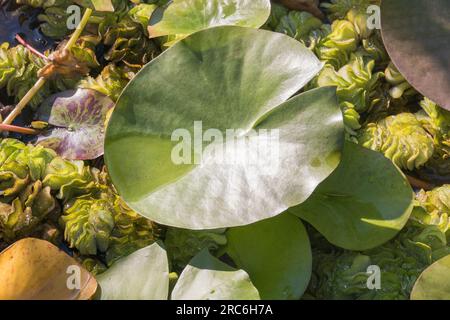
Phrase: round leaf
[
  {"left": 0, "top": 238, "right": 97, "bottom": 300},
  {"left": 171, "top": 250, "right": 260, "bottom": 300},
  {"left": 148, "top": 0, "right": 271, "bottom": 39},
  {"left": 411, "top": 254, "right": 450, "bottom": 300},
  {"left": 105, "top": 26, "right": 341, "bottom": 229},
  {"left": 105, "top": 26, "right": 342, "bottom": 229},
  {"left": 290, "top": 142, "right": 414, "bottom": 250},
  {"left": 381, "top": 0, "right": 450, "bottom": 110},
  {"left": 36, "top": 89, "right": 115, "bottom": 160},
  {"left": 96, "top": 242, "right": 169, "bottom": 300},
  {"left": 225, "top": 213, "right": 311, "bottom": 299}
]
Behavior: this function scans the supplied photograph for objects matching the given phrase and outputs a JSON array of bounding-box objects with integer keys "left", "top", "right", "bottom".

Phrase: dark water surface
[{"left": 0, "top": 1, "right": 53, "bottom": 52}]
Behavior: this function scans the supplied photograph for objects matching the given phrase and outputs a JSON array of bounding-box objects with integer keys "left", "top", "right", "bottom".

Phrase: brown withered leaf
[
  {"left": 38, "top": 49, "right": 89, "bottom": 80},
  {"left": 0, "top": 238, "right": 97, "bottom": 300}
]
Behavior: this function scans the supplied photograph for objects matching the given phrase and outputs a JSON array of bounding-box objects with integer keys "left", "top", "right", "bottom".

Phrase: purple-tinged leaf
[
  {"left": 36, "top": 89, "right": 114, "bottom": 160},
  {"left": 381, "top": 0, "right": 450, "bottom": 110}
]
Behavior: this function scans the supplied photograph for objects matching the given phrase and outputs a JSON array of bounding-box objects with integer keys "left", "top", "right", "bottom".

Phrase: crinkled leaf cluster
[
  {"left": 79, "top": 63, "right": 135, "bottom": 102},
  {"left": 102, "top": 14, "right": 160, "bottom": 67},
  {"left": 321, "top": 0, "right": 380, "bottom": 21},
  {"left": 164, "top": 227, "right": 227, "bottom": 272},
  {"left": 266, "top": 5, "right": 324, "bottom": 48},
  {"left": 0, "top": 43, "right": 77, "bottom": 108},
  {"left": 17, "top": 0, "right": 132, "bottom": 39},
  {"left": 0, "top": 139, "right": 58, "bottom": 242},
  {"left": 62, "top": 192, "right": 158, "bottom": 267},
  {"left": 384, "top": 63, "right": 416, "bottom": 100},
  {"left": 359, "top": 113, "right": 435, "bottom": 171},
  {"left": 0, "top": 138, "right": 159, "bottom": 271}
]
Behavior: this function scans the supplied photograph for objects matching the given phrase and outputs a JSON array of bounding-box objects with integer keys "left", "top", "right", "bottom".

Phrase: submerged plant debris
[{"left": 0, "top": 0, "right": 449, "bottom": 301}]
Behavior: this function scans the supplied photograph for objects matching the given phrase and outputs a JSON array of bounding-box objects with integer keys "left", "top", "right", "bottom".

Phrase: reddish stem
[
  {"left": 406, "top": 174, "right": 434, "bottom": 191},
  {"left": 0, "top": 124, "right": 40, "bottom": 135},
  {"left": 15, "top": 34, "right": 49, "bottom": 61}
]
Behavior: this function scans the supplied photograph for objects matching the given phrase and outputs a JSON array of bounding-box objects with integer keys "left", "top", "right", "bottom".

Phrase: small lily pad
[
  {"left": 36, "top": 89, "right": 115, "bottom": 160},
  {"left": 96, "top": 242, "right": 170, "bottom": 300},
  {"left": 171, "top": 250, "right": 260, "bottom": 300},
  {"left": 225, "top": 213, "right": 312, "bottom": 299},
  {"left": 411, "top": 254, "right": 450, "bottom": 300},
  {"left": 148, "top": 0, "right": 271, "bottom": 40}
]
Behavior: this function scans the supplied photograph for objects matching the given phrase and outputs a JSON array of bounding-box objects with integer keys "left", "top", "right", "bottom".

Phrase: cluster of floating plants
[{"left": 0, "top": 0, "right": 449, "bottom": 300}]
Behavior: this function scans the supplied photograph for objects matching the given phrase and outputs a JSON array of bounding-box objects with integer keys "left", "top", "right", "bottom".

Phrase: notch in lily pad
[{"left": 36, "top": 89, "right": 115, "bottom": 160}]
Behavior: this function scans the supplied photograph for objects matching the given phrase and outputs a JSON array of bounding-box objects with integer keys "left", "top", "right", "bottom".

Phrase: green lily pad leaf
[
  {"left": 225, "top": 213, "right": 311, "bottom": 300},
  {"left": 171, "top": 250, "right": 260, "bottom": 300},
  {"left": 96, "top": 242, "right": 169, "bottom": 300},
  {"left": 381, "top": 0, "right": 450, "bottom": 110},
  {"left": 290, "top": 142, "right": 414, "bottom": 251},
  {"left": 411, "top": 254, "right": 450, "bottom": 300},
  {"left": 36, "top": 89, "right": 115, "bottom": 160},
  {"left": 148, "top": 0, "right": 271, "bottom": 40},
  {"left": 105, "top": 26, "right": 343, "bottom": 229}
]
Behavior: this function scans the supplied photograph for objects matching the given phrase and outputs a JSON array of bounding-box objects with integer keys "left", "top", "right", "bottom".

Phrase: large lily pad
[
  {"left": 225, "top": 213, "right": 311, "bottom": 299},
  {"left": 171, "top": 250, "right": 260, "bottom": 300},
  {"left": 290, "top": 142, "right": 414, "bottom": 250},
  {"left": 381, "top": 0, "right": 450, "bottom": 110},
  {"left": 36, "top": 89, "right": 115, "bottom": 160},
  {"left": 411, "top": 254, "right": 450, "bottom": 300},
  {"left": 105, "top": 26, "right": 343, "bottom": 229},
  {"left": 148, "top": 0, "right": 271, "bottom": 40},
  {"left": 96, "top": 242, "right": 169, "bottom": 300},
  {"left": 0, "top": 238, "right": 97, "bottom": 300}
]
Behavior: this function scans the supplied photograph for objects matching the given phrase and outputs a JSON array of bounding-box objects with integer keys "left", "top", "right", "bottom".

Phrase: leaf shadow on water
[{"left": 0, "top": 1, "right": 54, "bottom": 52}]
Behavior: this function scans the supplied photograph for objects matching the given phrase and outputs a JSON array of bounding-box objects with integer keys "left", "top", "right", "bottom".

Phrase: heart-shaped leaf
[
  {"left": 148, "top": 0, "right": 271, "bottom": 40},
  {"left": 381, "top": 0, "right": 450, "bottom": 110},
  {"left": 96, "top": 242, "right": 169, "bottom": 300},
  {"left": 411, "top": 254, "right": 450, "bottom": 300},
  {"left": 105, "top": 26, "right": 343, "bottom": 229},
  {"left": 0, "top": 238, "right": 97, "bottom": 300},
  {"left": 225, "top": 213, "right": 311, "bottom": 299},
  {"left": 171, "top": 249, "right": 260, "bottom": 300},
  {"left": 290, "top": 142, "right": 414, "bottom": 250},
  {"left": 36, "top": 89, "right": 115, "bottom": 160}
]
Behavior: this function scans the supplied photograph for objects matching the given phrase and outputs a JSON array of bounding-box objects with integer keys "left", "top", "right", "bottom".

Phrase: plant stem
[
  {"left": 1, "top": 8, "right": 93, "bottom": 127},
  {"left": 15, "top": 34, "right": 49, "bottom": 61},
  {"left": 64, "top": 8, "right": 93, "bottom": 51},
  {"left": 2, "top": 77, "right": 47, "bottom": 125},
  {"left": 406, "top": 174, "right": 434, "bottom": 191},
  {"left": 0, "top": 124, "right": 40, "bottom": 135}
]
